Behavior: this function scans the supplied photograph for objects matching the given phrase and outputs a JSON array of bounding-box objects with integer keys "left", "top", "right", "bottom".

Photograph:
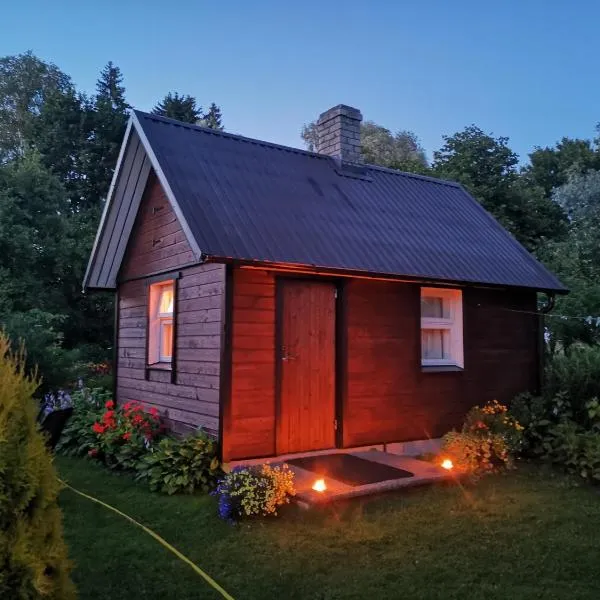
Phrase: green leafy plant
[
  {"left": 0, "top": 333, "right": 75, "bottom": 599},
  {"left": 545, "top": 345, "right": 600, "bottom": 419},
  {"left": 214, "top": 464, "right": 296, "bottom": 522},
  {"left": 89, "top": 400, "right": 163, "bottom": 470},
  {"left": 442, "top": 400, "right": 523, "bottom": 475},
  {"left": 137, "top": 432, "right": 221, "bottom": 495},
  {"left": 442, "top": 430, "right": 511, "bottom": 474},
  {"left": 56, "top": 386, "right": 110, "bottom": 457}
]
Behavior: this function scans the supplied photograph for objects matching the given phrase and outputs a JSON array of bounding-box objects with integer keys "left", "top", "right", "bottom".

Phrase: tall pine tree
[
  {"left": 82, "top": 62, "right": 129, "bottom": 210},
  {"left": 153, "top": 92, "right": 202, "bottom": 124},
  {"left": 200, "top": 102, "right": 223, "bottom": 130}
]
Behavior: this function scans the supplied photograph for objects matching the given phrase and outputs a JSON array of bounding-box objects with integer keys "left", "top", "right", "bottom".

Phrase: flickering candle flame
[
  {"left": 312, "top": 478, "right": 327, "bottom": 492},
  {"left": 441, "top": 459, "right": 454, "bottom": 470}
]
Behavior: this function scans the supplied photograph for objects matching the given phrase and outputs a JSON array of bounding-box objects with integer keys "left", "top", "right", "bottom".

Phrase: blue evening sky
[{"left": 2, "top": 0, "right": 598, "bottom": 162}]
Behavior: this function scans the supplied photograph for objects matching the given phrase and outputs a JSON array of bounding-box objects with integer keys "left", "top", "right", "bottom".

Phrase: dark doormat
[{"left": 286, "top": 453, "right": 414, "bottom": 487}]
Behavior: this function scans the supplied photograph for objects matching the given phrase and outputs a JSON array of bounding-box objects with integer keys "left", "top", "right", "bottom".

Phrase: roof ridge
[
  {"left": 364, "top": 163, "right": 461, "bottom": 188},
  {"left": 133, "top": 110, "right": 327, "bottom": 160},
  {"left": 133, "top": 110, "right": 460, "bottom": 188}
]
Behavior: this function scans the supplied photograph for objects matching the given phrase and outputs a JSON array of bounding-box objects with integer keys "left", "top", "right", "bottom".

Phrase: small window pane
[
  {"left": 421, "top": 296, "right": 447, "bottom": 319},
  {"left": 160, "top": 321, "right": 173, "bottom": 360},
  {"left": 422, "top": 329, "right": 450, "bottom": 360},
  {"left": 159, "top": 287, "right": 174, "bottom": 315}
]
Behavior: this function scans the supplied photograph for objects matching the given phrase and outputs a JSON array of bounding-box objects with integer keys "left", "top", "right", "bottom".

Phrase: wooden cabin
[{"left": 84, "top": 105, "right": 565, "bottom": 462}]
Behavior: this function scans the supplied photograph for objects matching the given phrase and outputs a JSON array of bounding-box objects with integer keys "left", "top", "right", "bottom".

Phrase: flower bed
[
  {"left": 56, "top": 386, "right": 221, "bottom": 495},
  {"left": 213, "top": 464, "right": 296, "bottom": 522}
]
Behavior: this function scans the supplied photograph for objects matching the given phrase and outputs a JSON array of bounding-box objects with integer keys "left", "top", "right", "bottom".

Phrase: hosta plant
[{"left": 137, "top": 432, "right": 221, "bottom": 494}]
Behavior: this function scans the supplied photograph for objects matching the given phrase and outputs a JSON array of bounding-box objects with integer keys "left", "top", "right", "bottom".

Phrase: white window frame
[
  {"left": 420, "top": 287, "right": 464, "bottom": 368},
  {"left": 148, "top": 280, "right": 174, "bottom": 365}
]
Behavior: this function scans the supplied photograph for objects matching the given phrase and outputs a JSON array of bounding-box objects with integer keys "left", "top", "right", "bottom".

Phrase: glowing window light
[{"left": 312, "top": 478, "right": 327, "bottom": 492}]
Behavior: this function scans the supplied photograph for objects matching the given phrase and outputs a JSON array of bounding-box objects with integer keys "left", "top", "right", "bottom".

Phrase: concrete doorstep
[{"left": 281, "top": 451, "right": 456, "bottom": 507}]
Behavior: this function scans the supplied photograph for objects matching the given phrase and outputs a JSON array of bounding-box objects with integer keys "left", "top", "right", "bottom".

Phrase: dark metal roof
[{"left": 133, "top": 111, "right": 565, "bottom": 292}]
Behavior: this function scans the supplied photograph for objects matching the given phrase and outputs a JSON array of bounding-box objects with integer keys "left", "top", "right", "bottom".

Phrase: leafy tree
[
  {"left": 360, "top": 121, "right": 428, "bottom": 172},
  {"left": 200, "top": 102, "right": 223, "bottom": 130},
  {"left": 301, "top": 119, "right": 429, "bottom": 173},
  {"left": 0, "top": 51, "right": 71, "bottom": 162},
  {"left": 526, "top": 138, "right": 600, "bottom": 198},
  {"left": 0, "top": 333, "right": 76, "bottom": 599},
  {"left": 0, "top": 151, "right": 69, "bottom": 312},
  {"left": 32, "top": 87, "right": 89, "bottom": 203},
  {"left": 539, "top": 170, "right": 600, "bottom": 351},
  {"left": 153, "top": 92, "right": 201, "bottom": 124},
  {"left": 433, "top": 125, "right": 566, "bottom": 250},
  {"left": 300, "top": 121, "right": 318, "bottom": 151}
]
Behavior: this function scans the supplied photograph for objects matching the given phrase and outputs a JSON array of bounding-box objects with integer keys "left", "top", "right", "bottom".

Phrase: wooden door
[{"left": 277, "top": 279, "right": 336, "bottom": 454}]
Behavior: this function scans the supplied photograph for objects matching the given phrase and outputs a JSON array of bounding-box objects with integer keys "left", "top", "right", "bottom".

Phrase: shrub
[
  {"left": 442, "top": 430, "right": 512, "bottom": 474},
  {"left": 214, "top": 464, "right": 296, "bottom": 522},
  {"left": 545, "top": 345, "right": 600, "bottom": 419},
  {"left": 512, "top": 392, "right": 600, "bottom": 483},
  {"left": 137, "top": 432, "right": 221, "bottom": 494},
  {"left": 0, "top": 334, "right": 75, "bottom": 599},
  {"left": 441, "top": 400, "right": 524, "bottom": 475},
  {"left": 89, "top": 400, "right": 163, "bottom": 469},
  {"left": 56, "top": 386, "right": 110, "bottom": 457}
]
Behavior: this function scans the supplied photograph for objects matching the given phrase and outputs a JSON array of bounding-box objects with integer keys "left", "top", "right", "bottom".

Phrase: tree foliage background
[
  {"left": 0, "top": 52, "right": 223, "bottom": 391},
  {"left": 1, "top": 50, "right": 598, "bottom": 393}
]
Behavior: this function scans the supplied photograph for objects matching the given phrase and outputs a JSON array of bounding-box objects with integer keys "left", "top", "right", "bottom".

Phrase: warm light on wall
[
  {"left": 441, "top": 459, "right": 454, "bottom": 470},
  {"left": 312, "top": 478, "right": 327, "bottom": 492}
]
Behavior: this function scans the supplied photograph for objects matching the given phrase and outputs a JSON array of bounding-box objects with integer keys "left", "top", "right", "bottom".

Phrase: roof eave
[{"left": 202, "top": 255, "right": 568, "bottom": 295}]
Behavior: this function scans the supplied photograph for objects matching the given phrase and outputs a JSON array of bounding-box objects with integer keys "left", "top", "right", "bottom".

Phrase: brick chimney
[{"left": 316, "top": 104, "right": 363, "bottom": 163}]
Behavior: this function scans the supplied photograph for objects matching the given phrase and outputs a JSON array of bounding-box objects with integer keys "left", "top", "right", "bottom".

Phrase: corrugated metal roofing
[{"left": 133, "top": 110, "right": 565, "bottom": 292}]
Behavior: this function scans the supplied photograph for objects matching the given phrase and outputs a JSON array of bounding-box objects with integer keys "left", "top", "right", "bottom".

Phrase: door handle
[{"left": 281, "top": 355, "right": 296, "bottom": 361}]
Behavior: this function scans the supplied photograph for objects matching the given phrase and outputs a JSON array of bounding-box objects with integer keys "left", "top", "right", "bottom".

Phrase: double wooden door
[{"left": 277, "top": 279, "right": 336, "bottom": 455}]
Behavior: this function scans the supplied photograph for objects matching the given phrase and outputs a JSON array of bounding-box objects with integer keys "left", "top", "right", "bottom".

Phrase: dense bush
[
  {"left": 56, "top": 386, "right": 111, "bottom": 457},
  {"left": 214, "top": 464, "right": 295, "bottom": 522},
  {"left": 512, "top": 392, "right": 600, "bottom": 482},
  {"left": 137, "top": 433, "right": 221, "bottom": 495},
  {"left": 0, "top": 334, "right": 75, "bottom": 599},
  {"left": 89, "top": 400, "right": 163, "bottom": 469},
  {"left": 545, "top": 345, "right": 600, "bottom": 419},
  {"left": 441, "top": 400, "right": 524, "bottom": 475}
]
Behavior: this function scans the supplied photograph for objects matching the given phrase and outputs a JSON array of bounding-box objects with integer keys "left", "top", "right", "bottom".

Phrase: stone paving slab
[{"left": 281, "top": 450, "right": 455, "bottom": 506}]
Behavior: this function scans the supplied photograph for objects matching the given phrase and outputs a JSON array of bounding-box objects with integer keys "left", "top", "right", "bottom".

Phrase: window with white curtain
[
  {"left": 148, "top": 280, "right": 174, "bottom": 365},
  {"left": 420, "top": 287, "right": 463, "bottom": 368}
]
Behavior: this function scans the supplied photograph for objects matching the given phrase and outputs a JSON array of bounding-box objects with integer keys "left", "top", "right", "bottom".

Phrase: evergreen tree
[
  {"left": 0, "top": 333, "right": 76, "bottom": 599},
  {"left": 81, "top": 62, "right": 129, "bottom": 209},
  {"left": 153, "top": 92, "right": 202, "bottom": 124},
  {"left": 200, "top": 102, "right": 223, "bottom": 130}
]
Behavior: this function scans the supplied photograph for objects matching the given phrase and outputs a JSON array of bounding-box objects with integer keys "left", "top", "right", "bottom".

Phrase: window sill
[
  {"left": 421, "top": 365, "right": 464, "bottom": 373},
  {"left": 147, "top": 362, "right": 172, "bottom": 372}
]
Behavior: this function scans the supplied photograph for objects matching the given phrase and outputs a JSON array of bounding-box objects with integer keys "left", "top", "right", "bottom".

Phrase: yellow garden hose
[{"left": 58, "top": 478, "right": 235, "bottom": 600}]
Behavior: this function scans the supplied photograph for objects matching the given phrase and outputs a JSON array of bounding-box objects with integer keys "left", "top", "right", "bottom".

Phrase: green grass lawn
[{"left": 56, "top": 455, "right": 600, "bottom": 600}]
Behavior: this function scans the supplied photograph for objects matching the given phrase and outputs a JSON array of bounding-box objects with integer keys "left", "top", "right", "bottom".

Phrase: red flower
[
  {"left": 105, "top": 400, "right": 115, "bottom": 409},
  {"left": 92, "top": 422, "right": 106, "bottom": 434},
  {"left": 88, "top": 448, "right": 99, "bottom": 457},
  {"left": 122, "top": 432, "right": 131, "bottom": 441},
  {"left": 149, "top": 407, "right": 159, "bottom": 418}
]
